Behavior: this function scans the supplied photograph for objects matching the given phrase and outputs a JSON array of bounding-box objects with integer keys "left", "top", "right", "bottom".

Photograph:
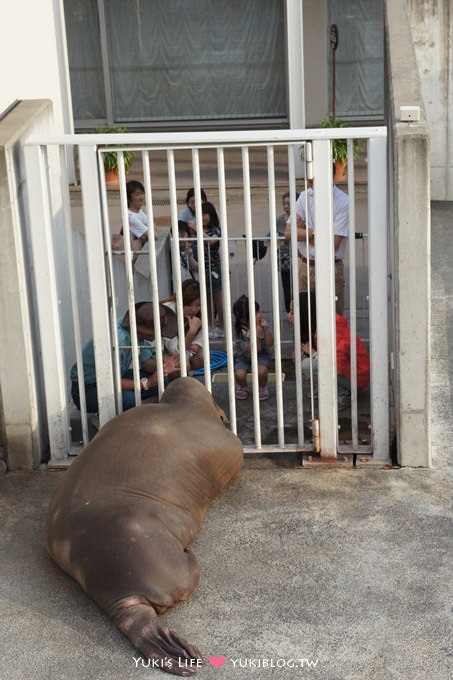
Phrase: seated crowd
[
  {"left": 73, "top": 183, "right": 369, "bottom": 415},
  {"left": 71, "top": 289, "right": 369, "bottom": 416}
]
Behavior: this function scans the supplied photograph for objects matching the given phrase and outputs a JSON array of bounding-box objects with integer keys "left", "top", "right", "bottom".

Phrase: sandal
[{"left": 236, "top": 386, "right": 249, "bottom": 400}]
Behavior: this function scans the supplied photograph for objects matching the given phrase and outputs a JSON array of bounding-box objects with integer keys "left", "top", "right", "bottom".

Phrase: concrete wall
[
  {"left": 0, "top": 0, "right": 72, "bottom": 136},
  {"left": 385, "top": 0, "right": 431, "bottom": 466},
  {"left": 405, "top": 0, "right": 453, "bottom": 200},
  {"left": 0, "top": 100, "right": 55, "bottom": 469}
]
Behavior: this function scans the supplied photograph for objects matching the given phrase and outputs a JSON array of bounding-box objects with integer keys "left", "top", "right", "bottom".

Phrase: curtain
[
  {"left": 64, "top": 0, "right": 106, "bottom": 120},
  {"left": 104, "top": 0, "right": 287, "bottom": 123},
  {"left": 327, "top": 0, "right": 384, "bottom": 119}
]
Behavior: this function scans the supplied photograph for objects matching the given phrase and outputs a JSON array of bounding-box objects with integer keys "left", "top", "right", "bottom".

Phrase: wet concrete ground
[
  {"left": 0, "top": 462, "right": 451, "bottom": 680},
  {"left": 2, "top": 156, "right": 450, "bottom": 679}
]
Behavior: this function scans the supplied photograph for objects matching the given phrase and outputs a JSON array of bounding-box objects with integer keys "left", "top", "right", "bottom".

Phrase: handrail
[{"left": 25, "top": 126, "right": 387, "bottom": 148}]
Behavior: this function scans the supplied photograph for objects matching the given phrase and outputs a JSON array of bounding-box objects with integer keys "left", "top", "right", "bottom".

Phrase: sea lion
[{"left": 44, "top": 377, "right": 243, "bottom": 676}]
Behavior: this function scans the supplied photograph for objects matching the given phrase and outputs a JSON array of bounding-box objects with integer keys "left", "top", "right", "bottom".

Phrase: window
[
  {"left": 64, "top": 0, "right": 106, "bottom": 121},
  {"left": 64, "top": 0, "right": 288, "bottom": 127},
  {"left": 327, "top": 0, "right": 384, "bottom": 119}
]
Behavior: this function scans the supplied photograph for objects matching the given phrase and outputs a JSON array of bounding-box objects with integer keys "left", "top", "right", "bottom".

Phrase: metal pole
[
  {"left": 330, "top": 24, "right": 339, "bottom": 118},
  {"left": 333, "top": 50, "right": 336, "bottom": 117}
]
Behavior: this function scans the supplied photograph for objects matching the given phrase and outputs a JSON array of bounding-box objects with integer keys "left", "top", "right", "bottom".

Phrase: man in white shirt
[{"left": 284, "top": 176, "right": 349, "bottom": 314}]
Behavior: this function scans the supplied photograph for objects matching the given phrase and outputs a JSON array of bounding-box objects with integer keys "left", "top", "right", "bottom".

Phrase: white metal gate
[{"left": 24, "top": 128, "right": 389, "bottom": 466}]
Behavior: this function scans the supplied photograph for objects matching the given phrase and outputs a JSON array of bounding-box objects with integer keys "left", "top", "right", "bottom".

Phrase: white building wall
[
  {"left": 0, "top": 0, "right": 72, "bottom": 136},
  {"left": 406, "top": 0, "right": 453, "bottom": 200}
]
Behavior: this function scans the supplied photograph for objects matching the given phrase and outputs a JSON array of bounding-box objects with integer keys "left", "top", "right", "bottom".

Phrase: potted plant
[
  {"left": 319, "top": 115, "right": 360, "bottom": 182},
  {"left": 94, "top": 126, "right": 134, "bottom": 187}
]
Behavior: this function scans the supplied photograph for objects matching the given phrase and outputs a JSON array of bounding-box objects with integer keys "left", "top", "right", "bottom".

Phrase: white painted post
[
  {"left": 313, "top": 138, "right": 338, "bottom": 456},
  {"left": 78, "top": 144, "right": 116, "bottom": 426},
  {"left": 59, "top": 146, "right": 90, "bottom": 447},
  {"left": 242, "top": 146, "right": 262, "bottom": 448},
  {"left": 217, "top": 147, "right": 237, "bottom": 433},
  {"left": 143, "top": 150, "right": 166, "bottom": 395},
  {"left": 288, "top": 146, "right": 305, "bottom": 446},
  {"left": 192, "top": 148, "right": 212, "bottom": 391},
  {"left": 368, "top": 137, "right": 390, "bottom": 461},
  {"left": 117, "top": 152, "right": 141, "bottom": 408},
  {"left": 347, "top": 139, "right": 359, "bottom": 449},
  {"left": 100, "top": 153, "right": 125, "bottom": 413},
  {"left": 267, "top": 145, "right": 285, "bottom": 447},
  {"left": 167, "top": 149, "right": 188, "bottom": 377},
  {"left": 24, "top": 144, "right": 71, "bottom": 463}
]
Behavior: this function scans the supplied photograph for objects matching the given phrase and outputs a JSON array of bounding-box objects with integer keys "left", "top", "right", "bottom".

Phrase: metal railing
[{"left": 24, "top": 127, "right": 388, "bottom": 465}]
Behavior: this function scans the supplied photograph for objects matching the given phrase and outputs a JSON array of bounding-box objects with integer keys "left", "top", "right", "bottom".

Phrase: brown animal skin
[{"left": 44, "top": 377, "right": 243, "bottom": 676}]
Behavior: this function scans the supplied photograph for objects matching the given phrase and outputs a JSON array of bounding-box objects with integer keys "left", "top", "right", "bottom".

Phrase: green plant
[
  {"left": 94, "top": 126, "right": 134, "bottom": 172},
  {"left": 319, "top": 115, "right": 360, "bottom": 164}
]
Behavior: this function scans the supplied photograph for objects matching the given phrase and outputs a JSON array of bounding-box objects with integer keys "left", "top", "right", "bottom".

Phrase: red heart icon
[{"left": 208, "top": 656, "right": 226, "bottom": 669}]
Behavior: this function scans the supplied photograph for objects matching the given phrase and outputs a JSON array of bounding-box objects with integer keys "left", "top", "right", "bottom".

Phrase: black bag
[
  {"left": 242, "top": 235, "right": 267, "bottom": 261},
  {"left": 242, "top": 234, "right": 267, "bottom": 260},
  {"left": 253, "top": 239, "right": 267, "bottom": 260}
]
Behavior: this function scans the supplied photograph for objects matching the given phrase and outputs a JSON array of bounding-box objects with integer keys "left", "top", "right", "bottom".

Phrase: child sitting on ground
[
  {"left": 288, "top": 292, "right": 370, "bottom": 410},
  {"left": 160, "top": 279, "right": 204, "bottom": 373},
  {"left": 232, "top": 295, "right": 274, "bottom": 401}
]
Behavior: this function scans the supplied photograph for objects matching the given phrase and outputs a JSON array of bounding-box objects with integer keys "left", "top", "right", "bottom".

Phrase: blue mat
[{"left": 192, "top": 350, "right": 228, "bottom": 376}]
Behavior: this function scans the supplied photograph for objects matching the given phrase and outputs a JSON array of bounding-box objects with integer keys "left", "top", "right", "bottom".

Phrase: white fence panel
[{"left": 24, "top": 128, "right": 389, "bottom": 465}]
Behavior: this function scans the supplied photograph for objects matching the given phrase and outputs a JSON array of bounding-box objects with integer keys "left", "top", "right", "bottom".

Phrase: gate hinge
[
  {"left": 312, "top": 418, "right": 320, "bottom": 453},
  {"left": 305, "top": 142, "right": 313, "bottom": 180}
]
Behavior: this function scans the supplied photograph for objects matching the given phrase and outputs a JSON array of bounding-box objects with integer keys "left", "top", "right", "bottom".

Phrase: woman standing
[{"left": 192, "top": 201, "right": 224, "bottom": 338}]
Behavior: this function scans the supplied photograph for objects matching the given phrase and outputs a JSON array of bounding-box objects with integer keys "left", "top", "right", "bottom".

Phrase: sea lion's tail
[{"left": 113, "top": 597, "right": 204, "bottom": 676}]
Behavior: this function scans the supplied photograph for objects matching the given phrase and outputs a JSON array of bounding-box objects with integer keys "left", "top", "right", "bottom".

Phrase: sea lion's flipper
[{"left": 114, "top": 597, "right": 204, "bottom": 677}]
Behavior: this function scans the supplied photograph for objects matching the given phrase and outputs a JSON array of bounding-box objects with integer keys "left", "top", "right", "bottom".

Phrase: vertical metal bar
[
  {"left": 347, "top": 139, "right": 359, "bottom": 449},
  {"left": 117, "top": 151, "right": 141, "bottom": 407},
  {"left": 313, "top": 138, "right": 338, "bottom": 456},
  {"left": 368, "top": 137, "right": 390, "bottom": 460},
  {"left": 267, "top": 145, "right": 285, "bottom": 447},
  {"left": 167, "top": 149, "right": 188, "bottom": 377},
  {"left": 59, "top": 145, "right": 90, "bottom": 447},
  {"left": 332, "top": 49, "right": 336, "bottom": 118},
  {"left": 288, "top": 145, "right": 304, "bottom": 446},
  {"left": 98, "top": 152, "right": 122, "bottom": 413},
  {"left": 217, "top": 147, "right": 237, "bottom": 434},
  {"left": 242, "top": 146, "right": 262, "bottom": 448},
  {"left": 143, "top": 150, "right": 166, "bottom": 393},
  {"left": 24, "top": 143, "right": 71, "bottom": 462},
  {"left": 79, "top": 144, "right": 116, "bottom": 425},
  {"left": 303, "top": 146, "right": 317, "bottom": 425},
  {"left": 301, "top": 141, "right": 317, "bottom": 427},
  {"left": 192, "top": 148, "right": 212, "bottom": 391}
]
